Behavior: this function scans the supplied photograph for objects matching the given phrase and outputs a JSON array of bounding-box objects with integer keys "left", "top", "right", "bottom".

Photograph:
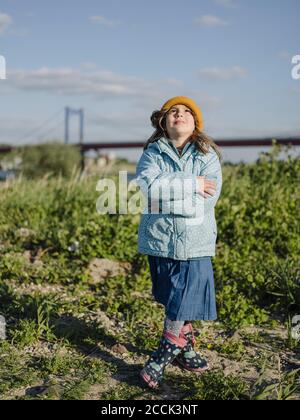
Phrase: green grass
[{"left": 0, "top": 141, "right": 299, "bottom": 399}]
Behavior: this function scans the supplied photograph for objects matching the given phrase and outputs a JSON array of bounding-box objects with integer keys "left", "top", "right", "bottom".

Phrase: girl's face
[{"left": 165, "top": 104, "right": 195, "bottom": 139}]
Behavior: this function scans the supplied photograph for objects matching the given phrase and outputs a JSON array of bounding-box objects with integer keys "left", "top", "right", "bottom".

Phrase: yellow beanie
[{"left": 161, "top": 96, "right": 204, "bottom": 131}]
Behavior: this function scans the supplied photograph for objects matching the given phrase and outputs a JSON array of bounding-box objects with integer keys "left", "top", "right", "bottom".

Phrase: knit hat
[{"left": 161, "top": 96, "right": 204, "bottom": 131}]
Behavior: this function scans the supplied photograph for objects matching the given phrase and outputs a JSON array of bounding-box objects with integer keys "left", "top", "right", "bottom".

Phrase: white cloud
[
  {"left": 6, "top": 67, "right": 155, "bottom": 97},
  {"left": 5, "top": 67, "right": 201, "bottom": 109},
  {"left": 0, "top": 12, "right": 12, "bottom": 35},
  {"left": 194, "top": 15, "right": 228, "bottom": 27},
  {"left": 90, "top": 15, "right": 121, "bottom": 28},
  {"left": 199, "top": 66, "right": 247, "bottom": 80}
]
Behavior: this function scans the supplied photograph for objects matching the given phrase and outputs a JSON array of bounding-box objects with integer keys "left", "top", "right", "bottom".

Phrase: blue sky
[{"left": 0, "top": 0, "right": 300, "bottom": 162}]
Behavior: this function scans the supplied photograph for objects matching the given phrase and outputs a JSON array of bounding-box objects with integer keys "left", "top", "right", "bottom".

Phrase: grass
[{"left": 0, "top": 143, "right": 300, "bottom": 399}]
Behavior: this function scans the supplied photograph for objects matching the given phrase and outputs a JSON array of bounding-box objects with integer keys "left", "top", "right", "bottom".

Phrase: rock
[
  {"left": 16, "top": 228, "right": 36, "bottom": 238},
  {"left": 41, "top": 384, "right": 64, "bottom": 399},
  {"left": 23, "top": 250, "right": 32, "bottom": 263},
  {"left": 111, "top": 344, "right": 128, "bottom": 355},
  {"left": 88, "top": 310, "right": 115, "bottom": 331},
  {"left": 21, "top": 250, "right": 44, "bottom": 268},
  {"left": 232, "top": 331, "right": 243, "bottom": 342},
  {"left": 87, "top": 258, "right": 131, "bottom": 284}
]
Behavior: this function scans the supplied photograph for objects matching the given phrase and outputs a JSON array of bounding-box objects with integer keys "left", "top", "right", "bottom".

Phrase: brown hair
[{"left": 144, "top": 109, "right": 222, "bottom": 161}]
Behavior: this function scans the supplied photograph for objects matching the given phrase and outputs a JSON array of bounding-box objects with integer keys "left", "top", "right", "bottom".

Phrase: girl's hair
[{"left": 144, "top": 109, "right": 222, "bottom": 161}]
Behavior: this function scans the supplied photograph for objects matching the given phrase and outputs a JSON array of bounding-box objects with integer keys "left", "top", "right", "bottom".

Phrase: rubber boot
[
  {"left": 140, "top": 331, "right": 188, "bottom": 389},
  {"left": 172, "top": 323, "right": 209, "bottom": 373}
]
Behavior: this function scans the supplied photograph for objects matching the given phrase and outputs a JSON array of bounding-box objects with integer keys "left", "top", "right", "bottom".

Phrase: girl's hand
[{"left": 196, "top": 176, "right": 217, "bottom": 198}]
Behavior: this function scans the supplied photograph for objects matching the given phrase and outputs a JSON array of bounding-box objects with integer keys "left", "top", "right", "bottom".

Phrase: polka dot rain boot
[
  {"left": 173, "top": 323, "right": 209, "bottom": 373},
  {"left": 140, "top": 331, "right": 188, "bottom": 389}
]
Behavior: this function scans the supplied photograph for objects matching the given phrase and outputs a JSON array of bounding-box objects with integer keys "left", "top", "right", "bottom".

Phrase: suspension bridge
[{"left": 1, "top": 107, "right": 300, "bottom": 155}]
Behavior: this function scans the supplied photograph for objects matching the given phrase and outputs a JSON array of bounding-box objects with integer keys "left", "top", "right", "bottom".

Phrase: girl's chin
[
  {"left": 170, "top": 128, "right": 193, "bottom": 135},
  {"left": 172, "top": 125, "right": 189, "bottom": 130}
]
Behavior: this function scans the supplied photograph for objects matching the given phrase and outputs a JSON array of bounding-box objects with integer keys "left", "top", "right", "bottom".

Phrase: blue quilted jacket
[{"left": 134, "top": 137, "right": 222, "bottom": 260}]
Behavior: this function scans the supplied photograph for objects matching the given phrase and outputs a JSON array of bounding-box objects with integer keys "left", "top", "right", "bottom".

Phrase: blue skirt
[{"left": 148, "top": 255, "right": 217, "bottom": 321}]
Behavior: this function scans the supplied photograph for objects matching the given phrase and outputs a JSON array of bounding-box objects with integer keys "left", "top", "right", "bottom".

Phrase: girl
[{"left": 135, "top": 96, "right": 222, "bottom": 389}]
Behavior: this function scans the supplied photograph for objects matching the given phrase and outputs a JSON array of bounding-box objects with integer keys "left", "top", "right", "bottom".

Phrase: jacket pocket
[
  {"left": 186, "top": 219, "right": 217, "bottom": 254},
  {"left": 144, "top": 214, "right": 174, "bottom": 252}
]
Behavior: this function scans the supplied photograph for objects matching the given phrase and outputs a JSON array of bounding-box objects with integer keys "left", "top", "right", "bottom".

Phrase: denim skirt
[{"left": 148, "top": 255, "right": 217, "bottom": 321}]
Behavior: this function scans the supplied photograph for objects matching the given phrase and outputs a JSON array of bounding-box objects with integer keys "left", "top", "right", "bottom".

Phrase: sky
[{"left": 0, "top": 0, "right": 300, "bottom": 163}]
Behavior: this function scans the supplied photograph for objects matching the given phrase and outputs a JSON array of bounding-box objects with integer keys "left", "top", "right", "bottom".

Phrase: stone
[{"left": 87, "top": 258, "right": 131, "bottom": 284}]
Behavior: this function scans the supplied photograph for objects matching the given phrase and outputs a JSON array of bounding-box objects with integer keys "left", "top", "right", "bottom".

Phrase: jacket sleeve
[
  {"left": 134, "top": 150, "right": 198, "bottom": 217},
  {"left": 199, "top": 151, "right": 222, "bottom": 214}
]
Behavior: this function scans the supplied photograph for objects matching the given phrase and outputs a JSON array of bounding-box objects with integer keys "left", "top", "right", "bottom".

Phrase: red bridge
[{"left": 1, "top": 138, "right": 300, "bottom": 155}]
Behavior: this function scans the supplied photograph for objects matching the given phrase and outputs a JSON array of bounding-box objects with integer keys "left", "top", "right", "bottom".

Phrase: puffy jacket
[{"left": 134, "top": 137, "right": 222, "bottom": 260}]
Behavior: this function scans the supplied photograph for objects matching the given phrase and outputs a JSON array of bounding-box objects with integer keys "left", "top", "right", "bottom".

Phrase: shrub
[{"left": 13, "top": 142, "right": 81, "bottom": 179}]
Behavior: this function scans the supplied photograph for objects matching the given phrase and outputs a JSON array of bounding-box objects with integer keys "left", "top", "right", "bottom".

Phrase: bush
[
  {"left": 214, "top": 141, "right": 300, "bottom": 324},
  {"left": 0, "top": 141, "right": 299, "bottom": 328},
  {"left": 14, "top": 142, "right": 81, "bottom": 179}
]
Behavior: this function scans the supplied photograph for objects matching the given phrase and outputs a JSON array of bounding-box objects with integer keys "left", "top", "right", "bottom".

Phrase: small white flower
[{"left": 68, "top": 241, "right": 80, "bottom": 252}]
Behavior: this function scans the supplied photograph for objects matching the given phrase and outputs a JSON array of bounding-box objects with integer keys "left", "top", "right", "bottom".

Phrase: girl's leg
[
  {"left": 173, "top": 322, "right": 209, "bottom": 373},
  {"left": 140, "top": 318, "right": 187, "bottom": 389},
  {"left": 164, "top": 318, "right": 184, "bottom": 337}
]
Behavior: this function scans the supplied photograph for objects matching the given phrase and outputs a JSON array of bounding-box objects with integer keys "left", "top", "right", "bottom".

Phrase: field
[{"left": 0, "top": 142, "right": 299, "bottom": 400}]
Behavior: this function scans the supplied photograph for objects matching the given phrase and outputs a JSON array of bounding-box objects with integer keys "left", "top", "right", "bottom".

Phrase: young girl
[{"left": 135, "top": 96, "right": 222, "bottom": 389}]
